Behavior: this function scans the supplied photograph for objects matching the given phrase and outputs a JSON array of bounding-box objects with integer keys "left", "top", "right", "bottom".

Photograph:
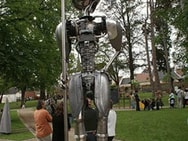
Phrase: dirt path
[
  {"left": 18, "top": 108, "right": 75, "bottom": 141},
  {"left": 18, "top": 108, "right": 121, "bottom": 141},
  {"left": 18, "top": 108, "right": 36, "bottom": 135}
]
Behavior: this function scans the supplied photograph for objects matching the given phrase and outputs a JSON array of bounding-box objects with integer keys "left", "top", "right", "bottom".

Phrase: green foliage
[
  {"left": 181, "top": 75, "right": 188, "bottom": 83},
  {"left": 0, "top": 0, "right": 62, "bottom": 95},
  {"left": 130, "top": 79, "right": 140, "bottom": 91},
  {"left": 162, "top": 73, "right": 171, "bottom": 82}
]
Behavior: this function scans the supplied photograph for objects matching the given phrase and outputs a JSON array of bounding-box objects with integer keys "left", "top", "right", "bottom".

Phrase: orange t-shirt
[{"left": 34, "top": 109, "right": 52, "bottom": 138}]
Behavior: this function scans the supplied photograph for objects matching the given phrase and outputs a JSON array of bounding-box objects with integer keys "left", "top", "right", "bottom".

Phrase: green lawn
[
  {"left": 116, "top": 108, "right": 188, "bottom": 141},
  {"left": 0, "top": 100, "right": 36, "bottom": 141},
  {"left": 0, "top": 110, "right": 35, "bottom": 141},
  {"left": 0, "top": 98, "right": 188, "bottom": 141},
  {"left": 0, "top": 100, "right": 37, "bottom": 110}
]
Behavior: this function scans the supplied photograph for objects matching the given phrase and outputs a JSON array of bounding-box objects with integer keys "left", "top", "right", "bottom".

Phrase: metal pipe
[
  {"left": 102, "top": 51, "right": 120, "bottom": 72},
  {"left": 61, "top": 0, "right": 68, "bottom": 141}
]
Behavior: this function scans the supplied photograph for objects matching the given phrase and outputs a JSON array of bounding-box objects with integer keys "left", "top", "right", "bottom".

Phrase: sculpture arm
[
  {"left": 106, "top": 19, "right": 122, "bottom": 51},
  {"left": 55, "top": 21, "right": 77, "bottom": 63}
]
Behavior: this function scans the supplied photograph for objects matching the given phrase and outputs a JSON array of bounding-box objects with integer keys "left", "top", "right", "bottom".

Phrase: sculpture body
[
  {"left": 0, "top": 98, "right": 11, "bottom": 134},
  {"left": 55, "top": 1, "right": 122, "bottom": 140}
]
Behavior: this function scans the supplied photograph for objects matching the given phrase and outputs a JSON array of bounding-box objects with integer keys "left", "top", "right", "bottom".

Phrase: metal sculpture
[{"left": 55, "top": 0, "right": 122, "bottom": 141}]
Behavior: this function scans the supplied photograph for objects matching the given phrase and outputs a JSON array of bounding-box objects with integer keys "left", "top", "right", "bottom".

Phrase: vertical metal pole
[{"left": 61, "top": 0, "right": 68, "bottom": 141}]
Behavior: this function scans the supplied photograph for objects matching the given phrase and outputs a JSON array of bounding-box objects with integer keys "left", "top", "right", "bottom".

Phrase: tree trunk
[
  {"left": 144, "top": 24, "right": 155, "bottom": 96},
  {"left": 150, "top": 0, "right": 161, "bottom": 92},
  {"left": 40, "top": 87, "right": 46, "bottom": 99},
  {"left": 162, "top": 28, "right": 173, "bottom": 92},
  {"left": 20, "top": 86, "right": 26, "bottom": 108},
  {"left": 126, "top": 11, "right": 134, "bottom": 90},
  {"left": 0, "top": 93, "right": 4, "bottom": 103},
  {"left": 144, "top": 0, "right": 155, "bottom": 96}
]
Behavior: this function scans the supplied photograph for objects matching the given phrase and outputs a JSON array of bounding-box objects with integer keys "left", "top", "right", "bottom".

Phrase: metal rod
[
  {"left": 102, "top": 51, "right": 120, "bottom": 72},
  {"left": 61, "top": 0, "right": 68, "bottom": 141}
]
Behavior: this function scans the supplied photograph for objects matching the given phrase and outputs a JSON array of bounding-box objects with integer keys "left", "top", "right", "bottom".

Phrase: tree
[
  {"left": 142, "top": 0, "right": 155, "bottom": 95},
  {"left": 0, "top": 0, "right": 62, "bottom": 105},
  {"left": 149, "top": 0, "right": 161, "bottom": 92},
  {"left": 170, "top": 0, "right": 188, "bottom": 74},
  {"left": 111, "top": 0, "right": 146, "bottom": 90}
]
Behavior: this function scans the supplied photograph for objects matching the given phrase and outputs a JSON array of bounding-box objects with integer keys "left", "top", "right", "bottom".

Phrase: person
[
  {"left": 107, "top": 100, "right": 117, "bottom": 141},
  {"left": 155, "top": 90, "right": 162, "bottom": 110},
  {"left": 134, "top": 90, "right": 140, "bottom": 111},
  {"left": 183, "top": 88, "right": 188, "bottom": 108},
  {"left": 150, "top": 98, "right": 156, "bottom": 110},
  {"left": 45, "top": 98, "right": 56, "bottom": 115},
  {"left": 176, "top": 86, "right": 184, "bottom": 108},
  {"left": 130, "top": 92, "right": 135, "bottom": 109},
  {"left": 34, "top": 100, "right": 52, "bottom": 141},
  {"left": 142, "top": 98, "right": 151, "bottom": 111},
  {"left": 52, "top": 102, "right": 71, "bottom": 141},
  {"left": 84, "top": 98, "right": 98, "bottom": 141},
  {"left": 169, "top": 90, "right": 175, "bottom": 108}
]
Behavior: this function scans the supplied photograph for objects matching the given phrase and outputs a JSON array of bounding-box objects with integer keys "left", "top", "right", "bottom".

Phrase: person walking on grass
[
  {"left": 107, "top": 100, "right": 117, "bottom": 141},
  {"left": 34, "top": 100, "right": 52, "bottom": 141},
  {"left": 183, "top": 88, "right": 188, "bottom": 108},
  {"left": 134, "top": 90, "right": 140, "bottom": 111},
  {"left": 176, "top": 86, "right": 184, "bottom": 108},
  {"left": 155, "top": 90, "right": 162, "bottom": 110},
  {"left": 169, "top": 90, "right": 175, "bottom": 108}
]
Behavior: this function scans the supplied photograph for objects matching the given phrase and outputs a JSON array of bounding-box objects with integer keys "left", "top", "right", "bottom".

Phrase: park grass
[
  {"left": 116, "top": 108, "right": 188, "bottom": 141},
  {"left": 0, "top": 96, "right": 187, "bottom": 141},
  {"left": 1, "top": 107, "right": 188, "bottom": 141},
  {"left": 0, "top": 100, "right": 37, "bottom": 110},
  {"left": 0, "top": 100, "right": 36, "bottom": 140},
  {"left": 0, "top": 110, "right": 35, "bottom": 141}
]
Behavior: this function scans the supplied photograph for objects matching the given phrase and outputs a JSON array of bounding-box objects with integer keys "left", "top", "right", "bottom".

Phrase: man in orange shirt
[{"left": 34, "top": 100, "right": 52, "bottom": 141}]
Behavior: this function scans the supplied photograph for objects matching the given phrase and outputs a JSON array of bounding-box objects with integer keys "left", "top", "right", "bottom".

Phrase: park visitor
[
  {"left": 84, "top": 98, "right": 98, "bottom": 141},
  {"left": 52, "top": 102, "right": 71, "bottom": 141},
  {"left": 169, "top": 90, "right": 175, "bottom": 108},
  {"left": 134, "top": 90, "right": 140, "bottom": 111},
  {"left": 34, "top": 100, "right": 52, "bottom": 141},
  {"left": 107, "top": 100, "right": 117, "bottom": 141},
  {"left": 183, "top": 88, "right": 188, "bottom": 108},
  {"left": 175, "top": 86, "right": 184, "bottom": 108}
]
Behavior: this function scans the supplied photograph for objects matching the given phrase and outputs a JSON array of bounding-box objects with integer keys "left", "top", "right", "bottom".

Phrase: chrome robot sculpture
[{"left": 55, "top": 0, "right": 122, "bottom": 141}]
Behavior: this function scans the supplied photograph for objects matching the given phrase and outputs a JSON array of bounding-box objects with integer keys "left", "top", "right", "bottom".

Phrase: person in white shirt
[
  {"left": 175, "top": 86, "right": 184, "bottom": 108},
  {"left": 169, "top": 90, "right": 175, "bottom": 108},
  {"left": 107, "top": 101, "right": 117, "bottom": 141}
]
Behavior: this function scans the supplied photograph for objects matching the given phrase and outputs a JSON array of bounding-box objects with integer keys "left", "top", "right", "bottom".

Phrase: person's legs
[
  {"left": 86, "top": 133, "right": 96, "bottom": 141},
  {"left": 37, "top": 134, "right": 52, "bottom": 141},
  {"left": 36, "top": 138, "right": 41, "bottom": 141},
  {"left": 179, "top": 98, "right": 183, "bottom": 108},
  {"left": 156, "top": 101, "right": 160, "bottom": 110},
  {"left": 183, "top": 98, "right": 186, "bottom": 108},
  {"left": 177, "top": 97, "right": 180, "bottom": 108},
  {"left": 108, "top": 136, "right": 114, "bottom": 141}
]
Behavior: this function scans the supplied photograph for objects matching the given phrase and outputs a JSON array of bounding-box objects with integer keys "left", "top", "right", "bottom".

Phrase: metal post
[{"left": 61, "top": 0, "right": 68, "bottom": 141}]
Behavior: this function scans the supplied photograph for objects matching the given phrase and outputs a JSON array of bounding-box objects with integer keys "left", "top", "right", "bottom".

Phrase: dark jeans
[
  {"left": 108, "top": 136, "right": 114, "bottom": 141},
  {"left": 183, "top": 99, "right": 188, "bottom": 108},
  {"left": 136, "top": 101, "right": 140, "bottom": 111},
  {"left": 86, "top": 133, "right": 96, "bottom": 141}
]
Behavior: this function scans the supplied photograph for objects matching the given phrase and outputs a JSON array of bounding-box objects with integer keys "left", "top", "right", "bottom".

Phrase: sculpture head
[{"left": 72, "top": 0, "right": 100, "bottom": 12}]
